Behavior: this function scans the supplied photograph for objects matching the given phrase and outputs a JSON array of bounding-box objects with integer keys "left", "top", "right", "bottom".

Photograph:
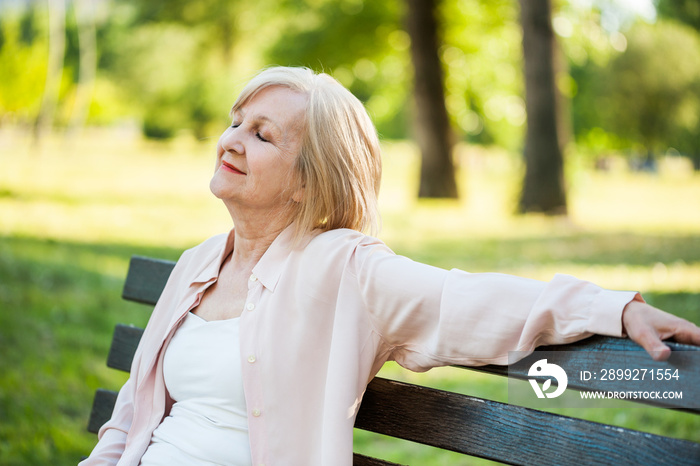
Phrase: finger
[
  {"left": 629, "top": 324, "right": 671, "bottom": 361},
  {"left": 667, "top": 321, "right": 700, "bottom": 347},
  {"left": 649, "top": 344, "right": 671, "bottom": 362}
]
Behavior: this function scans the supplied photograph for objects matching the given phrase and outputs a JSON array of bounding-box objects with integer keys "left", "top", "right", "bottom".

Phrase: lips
[{"left": 221, "top": 160, "right": 245, "bottom": 175}]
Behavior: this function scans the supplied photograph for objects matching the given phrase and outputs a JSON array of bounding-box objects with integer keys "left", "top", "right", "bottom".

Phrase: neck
[
  {"left": 225, "top": 203, "right": 294, "bottom": 268},
  {"left": 231, "top": 224, "right": 286, "bottom": 267}
]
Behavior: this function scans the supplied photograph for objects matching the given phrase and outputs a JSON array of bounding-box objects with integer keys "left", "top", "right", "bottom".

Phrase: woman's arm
[
  {"left": 351, "top": 238, "right": 699, "bottom": 369},
  {"left": 78, "top": 376, "right": 135, "bottom": 465}
]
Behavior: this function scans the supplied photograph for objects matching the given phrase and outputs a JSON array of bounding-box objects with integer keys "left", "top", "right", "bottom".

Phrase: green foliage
[
  {"left": 0, "top": 1, "right": 126, "bottom": 129},
  {"left": 97, "top": 0, "right": 250, "bottom": 139},
  {"left": 265, "top": 0, "right": 411, "bottom": 138},
  {"left": 656, "top": 0, "right": 700, "bottom": 31},
  {"left": 440, "top": 0, "right": 524, "bottom": 149},
  {"left": 100, "top": 22, "right": 230, "bottom": 139},
  {"left": 572, "top": 19, "right": 700, "bottom": 156},
  {"left": 142, "top": 107, "right": 180, "bottom": 140},
  {"left": 264, "top": 0, "right": 527, "bottom": 146},
  {"left": 0, "top": 8, "right": 48, "bottom": 124},
  {"left": 18, "top": 2, "right": 41, "bottom": 45},
  {"left": 3, "top": 0, "right": 700, "bottom": 156}
]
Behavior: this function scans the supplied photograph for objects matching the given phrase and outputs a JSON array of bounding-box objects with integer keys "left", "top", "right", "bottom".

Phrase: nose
[{"left": 219, "top": 126, "right": 245, "bottom": 156}]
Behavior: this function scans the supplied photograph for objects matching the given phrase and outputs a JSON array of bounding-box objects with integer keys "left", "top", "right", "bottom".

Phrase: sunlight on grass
[
  {"left": 1, "top": 130, "right": 229, "bottom": 247},
  {"left": 3, "top": 130, "right": 699, "bottom": 249},
  {"left": 381, "top": 141, "right": 700, "bottom": 237}
]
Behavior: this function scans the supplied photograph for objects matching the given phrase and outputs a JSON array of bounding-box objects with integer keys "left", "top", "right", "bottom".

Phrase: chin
[{"left": 209, "top": 177, "right": 227, "bottom": 199}]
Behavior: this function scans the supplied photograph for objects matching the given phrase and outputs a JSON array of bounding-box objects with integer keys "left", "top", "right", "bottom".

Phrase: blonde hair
[{"left": 232, "top": 66, "right": 382, "bottom": 240}]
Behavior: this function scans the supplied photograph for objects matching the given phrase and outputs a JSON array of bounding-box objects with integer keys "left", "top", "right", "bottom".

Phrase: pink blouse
[{"left": 81, "top": 225, "right": 637, "bottom": 465}]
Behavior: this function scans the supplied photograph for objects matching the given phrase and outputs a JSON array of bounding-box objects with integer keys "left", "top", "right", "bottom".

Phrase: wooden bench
[{"left": 87, "top": 255, "right": 700, "bottom": 465}]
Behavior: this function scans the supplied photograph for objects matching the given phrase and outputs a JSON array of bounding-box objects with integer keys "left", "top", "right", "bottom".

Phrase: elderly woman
[{"left": 82, "top": 66, "right": 700, "bottom": 465}]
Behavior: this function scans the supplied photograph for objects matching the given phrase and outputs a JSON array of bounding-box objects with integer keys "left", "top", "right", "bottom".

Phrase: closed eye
[{"left": 230, "top": 118, "right": 270, "bottom": 143}]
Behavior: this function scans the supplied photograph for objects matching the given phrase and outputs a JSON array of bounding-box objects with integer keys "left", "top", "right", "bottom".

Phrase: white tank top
[{"left": 140, "top": 312, "right": 252, "bottom": 465}]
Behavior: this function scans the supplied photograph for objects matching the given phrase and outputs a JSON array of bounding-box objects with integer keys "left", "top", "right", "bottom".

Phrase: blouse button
[
  {"left": 252, "top": 409, "right": 262, "bottom": 417},
  {"left": 246, "top": 302, "right": 255, "bottom": 311},
  {"left": 249, "top": 274, "right": 258, "bottom": 282},
  {"left": 247, "top": 355, "right": 256, "bottom": 363}
]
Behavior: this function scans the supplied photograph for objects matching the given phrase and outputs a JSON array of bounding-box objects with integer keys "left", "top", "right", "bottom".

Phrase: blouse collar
[
  {"left": 194, "top": 223, "right": 320, "bottom": 293},
  {"left": 252, "top": 223, "right": 321, "bottom": 292}
]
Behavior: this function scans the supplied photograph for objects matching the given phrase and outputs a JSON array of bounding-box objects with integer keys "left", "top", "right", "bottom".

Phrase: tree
[
  {"left": 66, "top": 0, "right": 97, "bottom": 138},
  {"left": 101, "top": 0, "right": 249, "bottom": 139},
  {"left": 265, "top": 0, "right": 409, "bottom": 139},
  {"left": 406, "top": 0, "right": 458, "bottom": 198},
  {"left": 518, "top": 0, "right": 567, "bottom": 214},
  {"left": 439, "top": 0, "right": 523, "bottom": 150},
  {"left": 656, "top": 0, "right": 700, "bottom": 31},
  {"left": 33, "top": 0, "right": 66, "bottom": 145},
  {"left": 0, "top": 5, "right": 49, "bottom": 126},
  {"left": 574, "top": 20, "right": 700, "bottom": 163}
]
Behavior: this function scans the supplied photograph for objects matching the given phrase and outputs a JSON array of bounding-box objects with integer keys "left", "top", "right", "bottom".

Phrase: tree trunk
[
  {"left": 67, "top": 0, "right": 97, "bottom": 139},
  {"left": 553, "top": 38, "right": 571, "bottom": 152},
  {"left": 518, "top": 0, "right": 567, "bottom": 214},
  {"left": 33, "top": 0, "right": 66, "bottom": 146},
  {"left": 406, "top": 0, "right": 458, "bottom": 198}
]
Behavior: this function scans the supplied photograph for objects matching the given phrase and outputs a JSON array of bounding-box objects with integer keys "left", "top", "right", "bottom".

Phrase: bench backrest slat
[
  {"left": 355, "top": 377, "right": 700, "bottom": 466},
  {"left": 122, "top": 256, "right": 175, "bottom": 305},
  {"left": 352, "top": 453, "right": 403, "bottom": 466},
  {"left": 87, "top": 389, "right": 118, "bottom": 434},
  {"left": 106, "top": 324, "right": 144, "bottom": 372}
]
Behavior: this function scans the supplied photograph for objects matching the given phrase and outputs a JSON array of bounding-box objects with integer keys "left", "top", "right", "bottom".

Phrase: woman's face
[{"left": 210, "top": 86, "right": 307, "bottom": 215}]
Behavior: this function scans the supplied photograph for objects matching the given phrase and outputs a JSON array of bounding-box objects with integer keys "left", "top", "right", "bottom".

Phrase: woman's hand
[{"left": 622, "top": 300, "right": 700, "bottom": 361}]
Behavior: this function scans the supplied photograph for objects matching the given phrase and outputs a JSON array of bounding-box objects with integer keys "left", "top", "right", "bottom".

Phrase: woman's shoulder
[
  {"left": 309, "top": 228, "right": 382, "bottom": 248},
  {"left": 303, "top": 228, "right": 394, "bottom": 264}
]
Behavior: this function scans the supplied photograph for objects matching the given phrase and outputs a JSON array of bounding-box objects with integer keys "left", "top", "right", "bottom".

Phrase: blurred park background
[{"left": 1, "top": 0, "right": 700, "bottom": 464}]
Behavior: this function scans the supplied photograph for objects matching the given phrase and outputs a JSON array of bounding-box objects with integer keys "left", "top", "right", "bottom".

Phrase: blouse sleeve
[
  {"left": 78, "top": 376, "right": 135, "bottom": 465},
  {"left": 351, "top": 238, "right": 638, "bottom": 372}
]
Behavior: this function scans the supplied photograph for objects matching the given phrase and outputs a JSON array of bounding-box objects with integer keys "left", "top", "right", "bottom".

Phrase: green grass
[{"left": 1, "top": 130, "right": 699, "bottom": 464}]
